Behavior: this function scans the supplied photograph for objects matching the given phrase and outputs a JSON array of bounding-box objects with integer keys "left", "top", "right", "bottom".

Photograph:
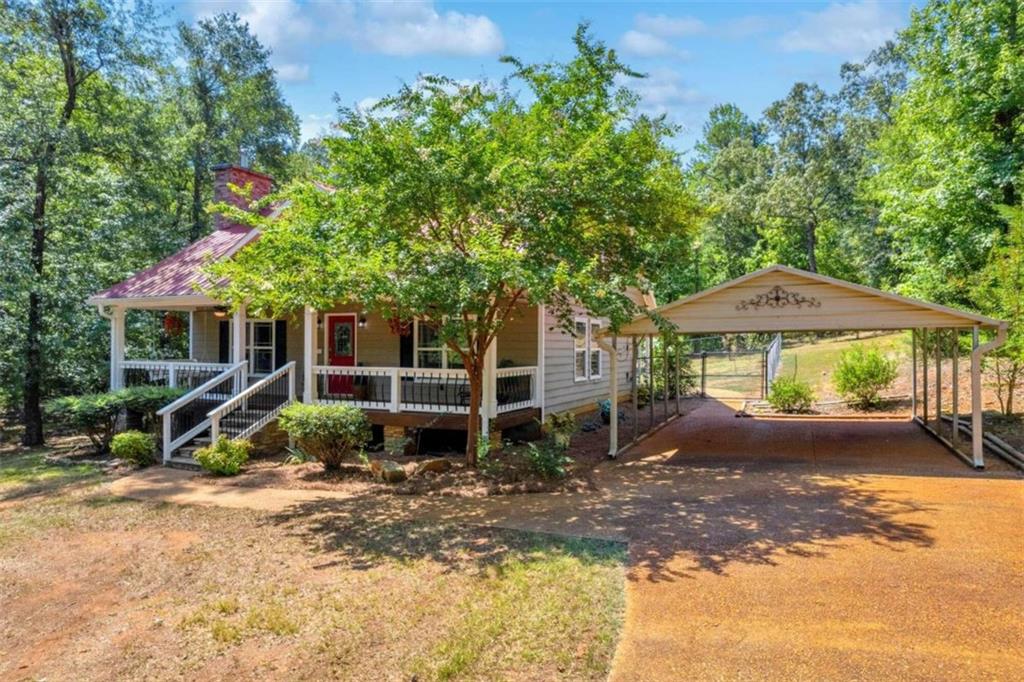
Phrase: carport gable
[{"left": 620, "top": 265, "right": 1001, "bottom": 335}]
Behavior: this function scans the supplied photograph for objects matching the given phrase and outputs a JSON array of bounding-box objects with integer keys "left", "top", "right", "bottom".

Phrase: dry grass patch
[{"left": 0, "top": 451, "right": 625, "bottom": 681}]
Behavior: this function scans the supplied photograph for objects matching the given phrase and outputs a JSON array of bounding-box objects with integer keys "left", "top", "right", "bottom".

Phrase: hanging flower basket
[
  {"left": 163, "top": 312, "right": 185, "bottom": 338},
  {"left": 387, "top": 315, "right": 412, "bottom": 336}
]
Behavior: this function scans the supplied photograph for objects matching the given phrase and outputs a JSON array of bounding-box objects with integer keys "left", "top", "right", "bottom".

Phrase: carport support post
[
  {"left": 662, "top": 337, "right": 670, "bottom": 422},
  {"left": 648, "top": 335, "right": 655, "bottom": 427},
  {"left": 674, "top": 341, "right": 681, "bottom": 415},
  {"left": 922, "top": 329, "right": 929, "bottom": 425},
  {"left": 911, "top": 329, "right": 917, "bottom": 419},
  {"left": 951, "top": 330, "right": 959, "bottom": 446},
  {"left": 631, "top": 337, "right": 639, "bottom": 442},
  {"left": 700, "top": 351, "right": 707, "bottom": 397},
  {"left": 970, "top": 326, "right": 983, "bottom": 468},
  {"left": 935, "top": 329, "right": 942, "bottom": 428}
]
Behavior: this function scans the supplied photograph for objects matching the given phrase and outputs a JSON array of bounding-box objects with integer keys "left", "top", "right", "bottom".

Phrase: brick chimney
[{"left": 211, "top": 164, "right": 275, "bottom": 230}]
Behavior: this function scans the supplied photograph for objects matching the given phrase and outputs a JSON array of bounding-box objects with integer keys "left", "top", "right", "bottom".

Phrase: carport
[{"left": 602, "top": 265, "right": 1008, "bottom": 467}]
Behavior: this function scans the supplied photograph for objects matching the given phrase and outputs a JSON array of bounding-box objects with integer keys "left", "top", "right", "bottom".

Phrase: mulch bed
[
  {"left": 208, "top": 397, "right": 691, "bottom": 497},
  {"left": 206, "top": 452, "right": 596, "bottom": 497},
  {"left": 747, "top": 396, "right": 913, "bottom": 418}
]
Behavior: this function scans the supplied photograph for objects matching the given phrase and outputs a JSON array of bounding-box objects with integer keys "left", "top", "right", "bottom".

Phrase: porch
[{"left": 101, "top": 301, "right": 544, "bottom": 462}]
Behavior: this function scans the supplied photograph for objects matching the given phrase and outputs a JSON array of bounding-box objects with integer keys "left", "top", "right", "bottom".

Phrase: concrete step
[{"left": 165, "top": 456, "right": 201, "bottom": 471}]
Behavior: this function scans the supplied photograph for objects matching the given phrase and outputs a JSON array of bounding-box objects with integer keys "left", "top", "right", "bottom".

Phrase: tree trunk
[
  {"left": 805, "top": 219, "right": 818, "bottom": 272},
  {"left": 464, "top": 364, "right": 484, "bottom": 466},
  {"left": 22, "top": 5, "right": 80, "bottom": 446},
  {"left": 190, "top": 150, "right": 206, "bottom": 240},
  {"left": 22, "top": 163, "right": 49, "bottom": 446}
]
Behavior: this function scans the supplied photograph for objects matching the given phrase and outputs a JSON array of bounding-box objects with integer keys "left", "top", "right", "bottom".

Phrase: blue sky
[{"left": 177, "top": 1, "right": 913, "bottom": 155}]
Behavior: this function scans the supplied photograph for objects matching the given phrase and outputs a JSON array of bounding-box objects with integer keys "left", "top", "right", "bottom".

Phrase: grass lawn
[
  {"left": 778, "top": 332, "right": 910, "bottom": 400},
  {"left": 0, "top": 450, "right": 626, "bottom": 681}
]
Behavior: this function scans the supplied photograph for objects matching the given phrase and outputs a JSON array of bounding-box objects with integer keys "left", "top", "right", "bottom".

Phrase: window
[
  {"left": 414, "top": 319, "right": 471, "bottom": 369},
  {"left": 590, "top": 321, "right": 602, "bottom": 378},
  {"left": 574, "top": 318, "right": 588, "bottom": 381},
  {"left": 416, "top": 321, "right": 444, "bottom": 368},
  {"left": 246, "top": 320, "right": 275, "bottom": 375},
  {"left": 574, "top": 317, "right": 603, "bottom": 381}
]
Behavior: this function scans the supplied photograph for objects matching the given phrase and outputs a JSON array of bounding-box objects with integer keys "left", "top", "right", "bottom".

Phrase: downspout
[
  {"left": 971, "top": 323, "right": 1009, "bottom": 467},
  {"left": 596, "top": 334, "right": 619, "bottom": 458}
]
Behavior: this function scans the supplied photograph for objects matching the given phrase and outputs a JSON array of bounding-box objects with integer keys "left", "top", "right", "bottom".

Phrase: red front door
[{"left": 326, "top": 314, "right": 356, "bottom": 394}]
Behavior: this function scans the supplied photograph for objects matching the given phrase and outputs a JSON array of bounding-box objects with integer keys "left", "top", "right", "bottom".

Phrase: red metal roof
[{"left": 90, "top": 225, "right": 257, "bottom": 301}]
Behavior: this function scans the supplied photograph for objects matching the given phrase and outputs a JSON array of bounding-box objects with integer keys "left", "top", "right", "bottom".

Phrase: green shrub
[
  {"left": 768, "top": 376, "right": 815, "bottom": 413},
  {"left": 46, "top": 392, "right": 125, "bottom": 453},
  {"left": 542, "top": 411, "right": 577, "bottom": 450},
  {"left": 121, "top": 386, "right": 187, "bottom": 431},
  {"left": 110, "top": 430, "right": 156, "bottom": 465},
  {"left": 520, "top": 441, "right": 573, "bottom": 480},
  {"left": 833, "top": 347, "right": 899, "bottom": 409},
  {"left": 194, "top": 436, "right": 251, "bottom": 476},
  {"left": 278, "top": 403, "right": 371, "bottom": 470}
]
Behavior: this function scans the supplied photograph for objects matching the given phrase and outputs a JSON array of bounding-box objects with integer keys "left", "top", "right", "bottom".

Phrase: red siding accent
[{"left": 212, "top": 165, "right": 275, "bottom": 230}]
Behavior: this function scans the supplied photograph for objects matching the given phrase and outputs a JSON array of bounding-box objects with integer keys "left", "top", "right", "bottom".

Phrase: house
[{"left": 88, "top": 165, "right": 649, "bottom": 464}]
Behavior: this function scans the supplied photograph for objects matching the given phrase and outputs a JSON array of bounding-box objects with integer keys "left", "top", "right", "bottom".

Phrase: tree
[
  {"left": 871, "top": 0, "right": 1022, "bottom": 305},
  {"left": 211, "top": 26, "right": 698, "bottom": 463},
  {"left": 688, "top": 104, "right": 772, "bottom": 288},
  {"left": 0, "top": 0, "right": 162, "bottom": 444},
  {"left": 975, "top": 204, "right": 1024, "bottom": 416},
  {"left": 177, "top": 13, "right": 300, "bottom": 239},
  {"left": 759, "top": 83, "right": 856, "bottom": 275}
]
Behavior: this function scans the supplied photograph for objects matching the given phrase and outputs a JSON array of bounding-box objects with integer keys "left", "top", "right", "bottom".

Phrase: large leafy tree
[
  {"left": 0, "top": 0, "right": 166, "bottom": 444},
  {"left": 871, "top": 0, "right": 1023, "bottom": 304},
  {"left": 177, "top": 13, "right": 300, "bottom": 239},
  {"left": 213, "top": 27, "right": 698, "bottom": 462},
  {"left": 687, "top": 104, "right": 772, "bottom": 288},
  {"left": 758, "top": 83, "right": 858, "bottom": 276},
  {"left": 975, "top": 203, "right": 1024, "bottom": 415}
]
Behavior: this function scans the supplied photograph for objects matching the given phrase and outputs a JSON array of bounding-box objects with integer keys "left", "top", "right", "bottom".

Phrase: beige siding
[
  {"left": 495, "top": 304, "right": 538, "bottom": 366},
  {"left": 318, "top": 306, "right": 399, "bottom": 367},
  {"left": 543, "top": 305, "right": 632, "bottom": 416},
  {"left": 190, "top": 310, "right": 223, "bottom": 362}
]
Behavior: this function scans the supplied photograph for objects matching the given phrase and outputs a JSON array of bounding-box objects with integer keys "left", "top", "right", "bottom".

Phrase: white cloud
[
  {"left": 188, "top": 1, "right": 505, "bottom": 81},
  {"left": 619, "top": 68, "right": 704, "bottom": 119},
  {"left": 779, "top": 1, "right": 902, "bottom": 56},
  {"left": 619, "top": 30, "right": 689, "bottom": 59},
  {"left": 718, "top": 15, "right": 779, "bottom": 40},
  {"left": 276, "top": 63, "right": 310, "bottom": 82},
  {"left": 352, "top": 3, "right": 504, "bottom": 56},
  {"left": 299, "top": 113, "right": 335, "bottom": 141},
  {"left": 634, "top": 14, "right": 707, "bottom": 38}
]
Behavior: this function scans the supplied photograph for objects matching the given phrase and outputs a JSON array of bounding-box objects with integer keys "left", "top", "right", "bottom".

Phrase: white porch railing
[
  {"left": 156, "top": 361, "right": 247, "bottom": 462},
  {"left": 119, "top": 359, "right": 234, "bottom": 391},
  {"left": 210, "top": 362, "right": 296, "bottom": 442},
  {"left": 496, "top": 366, "right": 538, "bottom": 414},
  {"left": 313, "top": 365, "right": 538, "bottom": 415}
]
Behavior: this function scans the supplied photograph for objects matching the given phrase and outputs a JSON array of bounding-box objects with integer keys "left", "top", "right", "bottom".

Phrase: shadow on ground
[{"left": 264, "top": 463, "right": 936, "bottom": 582}]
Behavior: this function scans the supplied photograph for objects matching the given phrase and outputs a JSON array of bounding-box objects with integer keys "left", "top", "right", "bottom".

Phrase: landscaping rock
[
  {"left": 370, "top": 459, "right": 407, "bottom": 483},
  {"left": 413, "top": 458, "right": 452, "bottom": 477}
]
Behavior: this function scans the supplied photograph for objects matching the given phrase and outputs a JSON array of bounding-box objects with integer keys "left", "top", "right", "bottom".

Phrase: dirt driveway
[
  {"left": 605, "top": 401, "right": 1024, "bottom": 680},
  {"left": 108, "top": 400, "right": 1024, "bottom": 680}
]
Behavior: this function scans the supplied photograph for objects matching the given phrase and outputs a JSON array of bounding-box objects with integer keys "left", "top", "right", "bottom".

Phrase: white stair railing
[
  {"left": 156, "top": 361, "right": 247, "bottom": 462},
  {"left": 209, "top": 361, "right": 296, "bottom": 442}
]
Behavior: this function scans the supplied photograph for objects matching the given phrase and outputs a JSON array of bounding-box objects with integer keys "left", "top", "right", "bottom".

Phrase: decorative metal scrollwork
[{"left": 736, "top": 285, "right": 820, "bottom": 311}]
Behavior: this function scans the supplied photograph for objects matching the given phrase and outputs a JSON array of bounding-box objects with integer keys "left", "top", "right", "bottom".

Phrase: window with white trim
[
  {"left": 574, "top": 318, "right": 604, "bottom": 381},
  {"left": 414, "top": 319, "right": 471, "bottom": 369},
  {"left": 574, "top": 318, "right": 589, "bottom": 380},
  {"left": 589, "top": 321, "right": 602, "bottom": 378},
  {"left": 246, "top": 320, "right": 275, "bottom": 375}
]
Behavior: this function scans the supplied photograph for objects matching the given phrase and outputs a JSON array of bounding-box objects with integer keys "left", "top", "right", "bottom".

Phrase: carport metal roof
[{"left": 618, "top": 265, "right": 1004, "bottom": 336}]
